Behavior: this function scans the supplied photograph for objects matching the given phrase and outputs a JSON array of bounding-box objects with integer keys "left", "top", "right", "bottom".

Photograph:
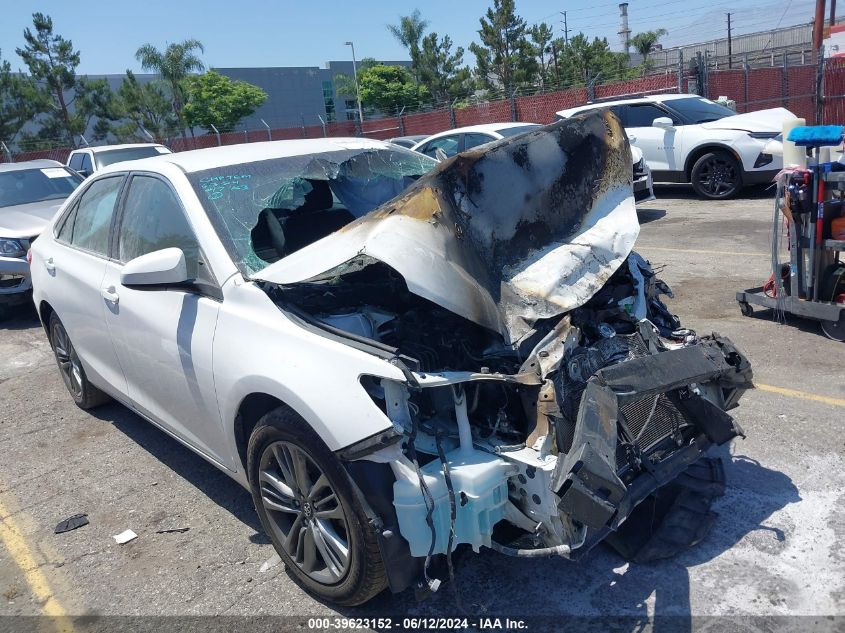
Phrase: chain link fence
[{"left": 5, "top": 55, "right": 844, "bottom": 163}]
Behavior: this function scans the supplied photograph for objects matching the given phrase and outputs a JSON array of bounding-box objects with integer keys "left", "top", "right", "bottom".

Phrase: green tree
[
  {"left": 357, "top": 64, "right": 429, "bottom": 114},
  {"left": 418, "top": 33, "right": 472, "bottom": 103},
  {"left": 468, "top": 0, "right": 538, "bottom": 96},
  {"left": 112, "top": 71, "right": 178, "bottom": 142},
  {"left": 183, "top": 70, "right": 267, "bottom": 134},
  {"left": 15, "top": 13, "right": 80, "bottom": 146},
  {"left": 0, "top": 49, "right": 44, "bottom": 146},
  {"left": 561, "top": 33, "right": 633, "bottom": 85},
  {"left": 387, "top": 10, "right": 429, "bottom": 81},
  {"left": 135, "top": 39, "right": 205, "bottom": 137},
  {"left": 530, "top": 22, "right": 554, "bottom": 90},
  {"left": 631, "top": 28, "right": 668, "bottom": 71}
]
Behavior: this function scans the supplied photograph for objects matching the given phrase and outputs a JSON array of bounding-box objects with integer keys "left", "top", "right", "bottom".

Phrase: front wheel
[
  {"left": 690, "top": 151, "right": 742, "bottom": 199},
  {"left": 247, "top": 407, "right": 387, "bottom": 605}
]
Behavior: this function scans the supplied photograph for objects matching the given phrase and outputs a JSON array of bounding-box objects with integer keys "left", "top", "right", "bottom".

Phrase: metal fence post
[
  {"left": 586, "top": 80, "right": 596, "bottom": 102},
  {"left": 782, "top": 52, "right": 789, "bottom": 109},
  {"left": 1, "top": 141, "right": 12, "bottom": 162},
  {"left": 449, "top": 99, "right": 457, "bottom": 129},
  {"left": 397, "top": 105, "right": 406, "bottom": 136},
  {"left": 743, "top": 56, "right": 750, "bottom": 111},
  {"left": 261, "top": 119, "right": 272, "bottom": 141},
  {"left": 816, "top": 48, "right": 826, "bottom": 125},
  {"left": 510, "top": 89, "right": 518, "bottom": 122},
  {"left": 209, "top": 124, "right": 221, "bottom": 146},
  {"left": 244, "top": 128, "right": 248, "bottom": 143},
  {"left": 301, "top": 115, "right": 307, "bottom": 139},
  {"left": 677, "top": 50, "right": 684, "bottom": 93},
  {"left": 318, "top": 115, "right": 328, "bottom": 138},
  {"left": 695, "top": 52, "right": 704, "bottom": 96}
]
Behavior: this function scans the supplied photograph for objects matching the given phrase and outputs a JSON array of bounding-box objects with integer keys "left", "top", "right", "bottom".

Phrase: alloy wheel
[
  {"left": 258, "top": 441, "right": 351, "bottom": 584},
  {"left": 52, "top": 322, "right": 84, "bottom": 400},
  {"left": 696, "top": 156, "right": 739, "bottom": 197}
]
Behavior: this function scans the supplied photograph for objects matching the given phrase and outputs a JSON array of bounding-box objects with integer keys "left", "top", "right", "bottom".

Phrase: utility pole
[
  {"left": 726, "top": 13, "right": 733, "bottom": 69},
  {"left": 813, "top": 0, "right": 827, "bottom": 57},
  {"left": 560, "top": 11, "right": 569, "bottom": 46},
  {"left": 831, "top": 0, "right": 837, "bottom": 29}
]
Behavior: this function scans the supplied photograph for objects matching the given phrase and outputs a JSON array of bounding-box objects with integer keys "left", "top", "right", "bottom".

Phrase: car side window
[
  {"left": 608, "top": 105, "right": 628, "bottom": 126},
  {"left": 118, "top": 175, "right": 205, "bottom": 280},
  {"left": 626, "top": 104, "right": 670, "bottom": 127},
  {"left": 420, "top": 135, "right": 460, "bottom": 158},
  {"left": 67, "top": 176, "right": 123, "bottom": 256},
  {"left": 463, "top": 133, "right": 496, "bottom": 151},
  {"left": 68, "top": 153, "right": 83, "bottom": 170}
]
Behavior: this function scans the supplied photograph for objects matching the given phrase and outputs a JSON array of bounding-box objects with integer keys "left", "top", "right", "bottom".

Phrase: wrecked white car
[{"left": 30, "top": 111, "right": 752, "bottom": 606}]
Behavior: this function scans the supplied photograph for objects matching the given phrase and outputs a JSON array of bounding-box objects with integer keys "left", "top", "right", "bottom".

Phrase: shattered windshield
[{"left": 186, "top": 147, "right": 437, "bottom": 275}]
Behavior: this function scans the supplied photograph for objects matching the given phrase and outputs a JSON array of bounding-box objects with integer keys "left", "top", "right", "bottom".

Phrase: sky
[{"left": 0, "top": 0, "right": 820, "bottom": 75}]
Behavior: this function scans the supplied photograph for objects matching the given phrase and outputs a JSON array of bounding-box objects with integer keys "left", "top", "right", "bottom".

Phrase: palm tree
[
  {"left": 387, "top": 10, "right": 429, "bottom": 81},
  {"left": 630, "top": 28, "right": 667, "bottom": 72},
  {"left": 135, "top": 39, "right": 205, "bottom": 137}
]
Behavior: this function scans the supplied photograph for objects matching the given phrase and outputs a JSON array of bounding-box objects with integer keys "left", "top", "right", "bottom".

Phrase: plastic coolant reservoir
[{"left": 393, "top": 447, "right": 513, "bottom": 557}]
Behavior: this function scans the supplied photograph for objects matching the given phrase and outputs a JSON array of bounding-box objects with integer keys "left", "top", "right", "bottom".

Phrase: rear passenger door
[{"left": 49, "top": 175, "right": 128, "bottom": 395}]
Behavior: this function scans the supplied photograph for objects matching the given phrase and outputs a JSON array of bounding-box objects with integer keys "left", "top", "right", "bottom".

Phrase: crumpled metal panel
[{"left": 256, "top": 110, "right": 638, "bottom": 344}]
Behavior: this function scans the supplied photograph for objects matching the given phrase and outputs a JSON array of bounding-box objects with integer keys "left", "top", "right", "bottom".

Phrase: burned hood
[{"left": 256, "top": 110, "right": 638, "bottom": 344}]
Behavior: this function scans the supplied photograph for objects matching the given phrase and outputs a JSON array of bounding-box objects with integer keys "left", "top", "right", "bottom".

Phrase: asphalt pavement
[{"left": 0, "top": 184, "right": 843, "bottom": 630}]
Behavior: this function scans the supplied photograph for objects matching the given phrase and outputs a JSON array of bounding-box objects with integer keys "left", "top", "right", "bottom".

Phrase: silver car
[{"left": 0, "top": 160, "right": 83, "bottom": 317}]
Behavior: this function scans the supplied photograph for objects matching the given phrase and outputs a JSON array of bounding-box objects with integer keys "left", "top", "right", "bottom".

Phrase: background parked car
[
  {"left": 0, "top": 160, "right": 83, "bottom": 318},
  {"left": 66, "top": 143, "right": 171, "bottom": 177},
  {"left": 412, "top": 122, "right": 654, "bottom": 203},
  {"left": 557, "top": 94, "right": 794, "bottom": 199},
  {"left": 386, "top": 134, "right": 428, "bottom": 149}
]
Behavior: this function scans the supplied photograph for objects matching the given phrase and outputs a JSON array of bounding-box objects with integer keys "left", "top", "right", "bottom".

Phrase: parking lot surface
[{"left": 1, "top": 185, "right": 843, "bottom": 626}]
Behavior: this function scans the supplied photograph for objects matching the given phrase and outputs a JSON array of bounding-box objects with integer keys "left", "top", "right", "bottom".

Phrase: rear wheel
[
  {"left": 691, "top": 151, "right": 742, "bottom": 199},
  {"left": 48, "top": 313, "right": 111, "bottom": 409},
  {"left": 820, "top": 313, "right": 845, "bottom": 341},
  {"left": 247, "top": 407, "right": 386, "bottom": 605}
]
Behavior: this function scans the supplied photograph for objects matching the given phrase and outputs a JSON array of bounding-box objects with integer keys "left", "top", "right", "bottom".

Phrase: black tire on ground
[
  {"left": 690, "top": 151, "right": 743, "bottom": 199},
  {"left": 48, "top": 312, "right": 111, "bottom": 409},
  {"left": 247, "top": 407, "right": 387, "bottom": 606}
]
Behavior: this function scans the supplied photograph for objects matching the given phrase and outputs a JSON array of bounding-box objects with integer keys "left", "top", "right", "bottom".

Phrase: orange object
[{"left": 833, "top": 215, "right": 845, "bottom": 240}]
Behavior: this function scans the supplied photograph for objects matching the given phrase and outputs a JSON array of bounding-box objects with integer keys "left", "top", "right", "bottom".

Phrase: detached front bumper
[
  {"left": 0, "top": 256, "right": 32, "bottom": 305},
  {"left": 552, "top": 334, "right": 752, "bottom": 558}
]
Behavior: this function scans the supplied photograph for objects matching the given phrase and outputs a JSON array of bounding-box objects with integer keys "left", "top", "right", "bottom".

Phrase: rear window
[
  {"left": 0, "top": 167, "right": 83, "bottom": 208},
  {"left": 95, "top": 146, "right": 168, "bottom": 168}
]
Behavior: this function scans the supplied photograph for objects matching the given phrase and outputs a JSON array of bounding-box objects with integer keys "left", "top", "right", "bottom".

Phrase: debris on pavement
[
  {"left": 54, "top": 513, "right": 89, "bottom": 534},
  {"left": 259, "top": 553, "right": 282, "bottom": 573},
  {"left": 113, "top": 529, "right": 138, "bottom": 544},
  {"left": 155, "top": 527, "right": 190, "bottom": 534}
]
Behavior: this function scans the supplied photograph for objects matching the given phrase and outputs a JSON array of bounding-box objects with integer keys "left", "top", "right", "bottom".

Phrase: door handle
[
  {"left": 101, "top": 287, "right": 120, "bottom": 304},
  {"left": 44, "top": 257, "right": 56, "bottom": 272}
]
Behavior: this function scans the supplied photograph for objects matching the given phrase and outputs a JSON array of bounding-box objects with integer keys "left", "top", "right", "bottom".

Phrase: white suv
[
  {"left": 557, "top": 94, "right": 794, "bottom": 199},
  {"left": 66, "top": 143, "right": 171, "bottom": 178}
]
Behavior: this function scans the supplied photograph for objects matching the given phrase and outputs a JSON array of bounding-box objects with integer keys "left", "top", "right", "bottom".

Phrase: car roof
[
  {"left": 71, "top": 143, "right": 169, "bottom": 154},
  {"left": 0, "top": 159, "right": 65, "bottom": 172},
  {"left": 95, "top": 137, "right": 400, "bottom": 175},
  {"left": 556, "top": 93, "right": 697, "bottom": 117},
  {"left": 412, "top": 122, "right": 541, "bottom": 146}
]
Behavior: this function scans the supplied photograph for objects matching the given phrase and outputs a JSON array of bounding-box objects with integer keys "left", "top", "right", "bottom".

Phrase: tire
[
  {"left": 48, "top": 312, "right": 111, "bottom": 409},
  {"left": 247, "top": 407, "right": 387, "bottom": 606},
  {"left": 690, "top": 151, "right": 742, "bottom": 199}
]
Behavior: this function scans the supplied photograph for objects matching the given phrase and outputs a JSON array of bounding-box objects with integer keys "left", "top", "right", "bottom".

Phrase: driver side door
[
  {"left": 621, "top": 103, "right": 684, "bottom": 176},
  {"left": 100, "top": 173, "right": 230, "bottom": 467}
]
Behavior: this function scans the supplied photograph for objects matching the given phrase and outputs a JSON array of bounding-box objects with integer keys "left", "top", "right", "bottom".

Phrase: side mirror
[
  {"left": 121, "top": 248, "right": 189, "bottom": 287},
  {"left": 652, "top": 117, "right": 674, "bottom": 129}
]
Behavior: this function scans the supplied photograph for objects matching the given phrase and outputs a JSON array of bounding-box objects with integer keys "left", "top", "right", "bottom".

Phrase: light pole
[{"left": 344, "top": 41, "right": 364, "bottom": 126}]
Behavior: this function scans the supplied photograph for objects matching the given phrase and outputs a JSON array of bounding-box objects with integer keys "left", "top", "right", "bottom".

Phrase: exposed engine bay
[{"left": 258, "top": 110, "right": 754, "bottom": 593}]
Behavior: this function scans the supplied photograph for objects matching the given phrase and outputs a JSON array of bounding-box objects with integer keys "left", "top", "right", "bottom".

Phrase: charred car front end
[{"left": 238, "top": 111, "right": 752, "bottom": 593}]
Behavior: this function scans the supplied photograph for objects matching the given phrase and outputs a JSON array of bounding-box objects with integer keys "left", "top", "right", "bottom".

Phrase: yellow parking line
[
  {"left": 756, "top": 383, "right": 845, "bottom": 408},
  {"left": 637, "top": 246, "right": 770, "bottom": 257},
  {"left": 0, "top": 493, "right": 74, "bottom": 632}
]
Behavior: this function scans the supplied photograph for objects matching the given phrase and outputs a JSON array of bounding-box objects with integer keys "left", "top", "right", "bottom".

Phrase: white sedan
[{"left": 30, "top": 116, "right": 749, "bottom": 605}]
